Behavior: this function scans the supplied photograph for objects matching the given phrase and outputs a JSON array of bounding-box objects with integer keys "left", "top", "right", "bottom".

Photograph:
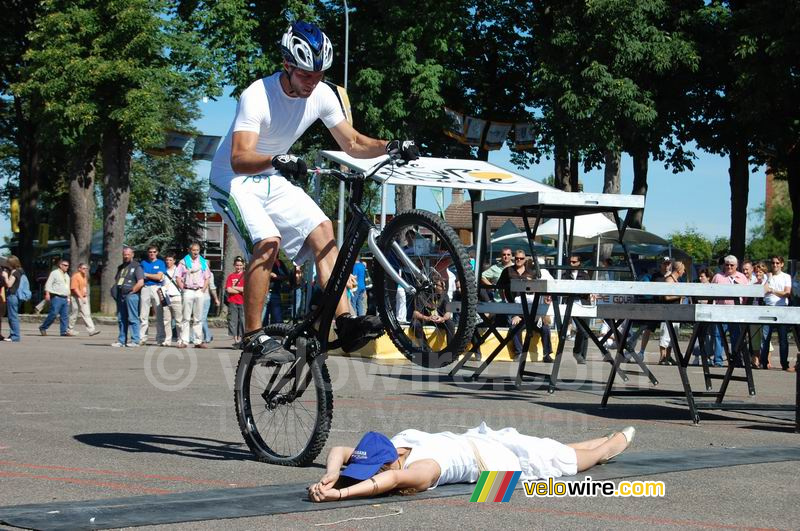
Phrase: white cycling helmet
[{"left": 280, "top": 21, "right": 333, "bottom": 72}]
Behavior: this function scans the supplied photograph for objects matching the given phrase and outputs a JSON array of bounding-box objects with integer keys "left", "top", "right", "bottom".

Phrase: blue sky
[{"left": 0, "top": 88, "right": 765, "bottom": 243}]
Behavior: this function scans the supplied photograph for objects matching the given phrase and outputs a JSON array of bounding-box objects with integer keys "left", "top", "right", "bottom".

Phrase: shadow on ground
[{"left": 74, "top": 433, "right": 256, "bottom": 461}]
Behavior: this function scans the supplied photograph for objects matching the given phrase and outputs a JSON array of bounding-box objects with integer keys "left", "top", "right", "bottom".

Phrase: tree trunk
[
  {"left": 599, "top": 149, "right": 622, "bottom": 258},
  {"left": 395, "top": 185, "right": 414, "bottom": 213},
  {"left": 624, "top": 146, "right": 649, "bottom": 229},
  {"left": 68, "top": 146, "right": 98, "bottom": 274},
  {"left": 569, "top": 152, "right": 580, "bottom": 192},
  {"left": 554, "top": 142, "right": 571, "bottom": 191},
  {"left": 14, "top": 97, "right": 40, "bottom": 272},
  {"left": 787, "top": 150, "right": 800, "bottom": 260},
  {"left": 727, "top": 144, "right": 749, "bottom": 261},
  {"left": 100, "top": 125, "right": 133, "bottom": 314}
]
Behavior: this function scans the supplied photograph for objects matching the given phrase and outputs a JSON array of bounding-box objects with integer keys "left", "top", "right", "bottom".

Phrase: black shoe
[
  {"left": 243, "top": 332, "right": 295, "bottom": 365},
  {"left": 335, "top": 313, "right": 384, "bottom": 353},
  {"left": 543, "top": 354, "right": 554, "bottom": 364},
  {"left": 573, "top": 352, "right": 586, "bottom": 365}
]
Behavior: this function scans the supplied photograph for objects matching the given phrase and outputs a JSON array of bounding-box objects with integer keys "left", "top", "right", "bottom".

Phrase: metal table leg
[{"left": 666, "top": 319, "right": 700, "bottom": 424}]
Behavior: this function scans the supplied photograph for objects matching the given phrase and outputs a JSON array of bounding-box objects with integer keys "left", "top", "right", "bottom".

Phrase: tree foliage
[{"left": 127, "top": 151, "right": 207, "bottom": 252}]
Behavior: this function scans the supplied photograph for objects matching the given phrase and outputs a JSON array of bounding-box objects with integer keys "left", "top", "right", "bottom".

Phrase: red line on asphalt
[
  {"left": 418, "top": 498, "right": 781, "bottom": 531},
  {"left": 0, "top": 471, "right": 172, "bottom": 495},
  {"left": 0, "top": 460, "right": 248, "bottom": 487}
]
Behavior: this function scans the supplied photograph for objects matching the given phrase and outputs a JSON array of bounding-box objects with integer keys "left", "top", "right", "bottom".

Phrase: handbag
[{"left": 157, "top": 287, "right": 171, "bottom": 306}]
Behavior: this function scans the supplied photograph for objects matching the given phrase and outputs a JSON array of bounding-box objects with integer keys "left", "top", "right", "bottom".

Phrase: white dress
[{"left": 390, "top": 422, "right": 577, "bottom": 489}]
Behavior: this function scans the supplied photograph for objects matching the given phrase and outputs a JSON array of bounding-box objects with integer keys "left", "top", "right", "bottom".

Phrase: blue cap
[{"left": 341, "top": 432, "right": 398, "bottom": 480}]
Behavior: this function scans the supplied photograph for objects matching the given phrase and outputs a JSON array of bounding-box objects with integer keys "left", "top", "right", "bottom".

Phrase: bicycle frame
[{"left": 284, "top": 156, "right": 421, "bottom": 353}]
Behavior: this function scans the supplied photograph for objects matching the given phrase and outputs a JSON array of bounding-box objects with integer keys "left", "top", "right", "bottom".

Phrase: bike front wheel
[
  {"left": 234, "top": 324, "right": 333, "bottom": 466},
  {"left": 372, "top": 209, "right": 477, "bottom": 368}
]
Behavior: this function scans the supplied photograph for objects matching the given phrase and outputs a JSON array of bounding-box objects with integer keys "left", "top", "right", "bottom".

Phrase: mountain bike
[{"left": 234, "top": 154, "right": 477, "bottom": 466}]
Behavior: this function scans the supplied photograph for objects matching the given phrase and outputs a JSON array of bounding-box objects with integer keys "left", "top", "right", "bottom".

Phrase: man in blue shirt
[
  {"left": 140, "top": 245, "right": 167, "bottom": 345},
  {"left": 352, "top": 255, "right": 368, "bottom": 316}
]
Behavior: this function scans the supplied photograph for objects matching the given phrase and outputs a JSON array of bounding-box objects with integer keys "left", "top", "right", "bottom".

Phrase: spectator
[
  {"left": 225, "top": 256, "right": 246, "bottom": 348},
  {"left": 566, "top": 255, "right": 591, "bottom": 364},
  {"left": 497, "top": 249, "right": 553, "bottom": 362},
  {"left": 760, "top": 256, "right": 793, "bottom": 371},
  {"left": 199, "top": 273, "right": 220, "bottom": 344},
  {"left": 1, "top": 255, "right": 24, "bottom": 342},
  {"left": 394, "top": 230, "right": 416, "bottom": 323},
  {"left": 690, "top": 268, "right": 714, "bottom": 365},
  {"left": 139, "top": 245, "right": 166, "bottom": 346},
  {"left": 481, "top": 247, "right": 513, "bottom": 303},
  {"left": 352, "top": 255, "right": 368, "bottom": 316},
  {"left": 410, "top": 278, "right": 454, "bottom": 351},
  {"left": 657, "top": 261, "right": 685, "bottom": 365},
  {"left": 262, "top": 256, "right": 289, "bottom": 326},
  {"left": 67, "top": 262, "right": 100, "bottom": 337},
  {"left": 710, "top": 255, "right": 749, "bottom": 367},
  {"left": 748, "top": 262, "right": 768, "bottom": 367},
  {"left": 741, "top": 260, "right": 756, "bottom": 284},
  {"left": 111, "top": 248, "right": 144, "bottom": 347},
  {"left": 39, "top": 259, "right": 71, "bottom": 337},
  {"left": 161, "top": 252, "right": 183, "bottom": 347},
  {"left": 630, "top": 258, "right": 671, "bottom": 360},
  {"left": 292, "top": 265, "right": 305, "bottom": 319},
  {"left": 175, "top": 242, "right": 211, "bottom": 349},
  {"left": 346, "top": 273, "right": 359, "bottom": 315}
]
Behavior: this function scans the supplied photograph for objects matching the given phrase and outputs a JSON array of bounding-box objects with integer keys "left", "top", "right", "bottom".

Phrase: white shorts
[{"left": 209, "top": 173, "right": 328, "bottom": 264}]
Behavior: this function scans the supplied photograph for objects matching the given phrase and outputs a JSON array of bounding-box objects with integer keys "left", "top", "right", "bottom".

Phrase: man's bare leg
[
  {"left": 304, "top": 220, "right": 352, "bottom": 317},
  {"left": 304, "top": 221, "right": 382, "bottom": 350},
  {"left": 244, "top": 238, "right": 281, "bottom": 334}
]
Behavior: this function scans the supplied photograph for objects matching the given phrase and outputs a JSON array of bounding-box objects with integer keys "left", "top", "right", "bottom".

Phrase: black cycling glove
[
  {"left": 386, "top": 140, "right": 420, "bottom": 162},
  {"left": 272, "top": 154, "right": 308, "bottom": 180}
]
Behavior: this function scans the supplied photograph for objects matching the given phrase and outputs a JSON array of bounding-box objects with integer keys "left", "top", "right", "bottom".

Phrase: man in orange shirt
[{"left": 67, "top": 262, "right": 100, "bottom": 337}]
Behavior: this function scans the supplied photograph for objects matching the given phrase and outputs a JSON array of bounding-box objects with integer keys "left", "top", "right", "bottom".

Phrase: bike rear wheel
[
  {"left": 234, "top": 324, "right": 332, "bottom": 466},
  {"left": 372, "top": 209, "right": 477, "bottom": 368}
]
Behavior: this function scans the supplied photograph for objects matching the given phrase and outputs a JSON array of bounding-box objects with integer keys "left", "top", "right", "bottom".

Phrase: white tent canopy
[
  {"left": 535, "top": 213, "right": 618, "bottom": 242},
  {"left": 321, "top": 151, "right": 554, "bottom": 193},
  {"left": 533, "top": 214, "right": 668, "bottom": 247}
]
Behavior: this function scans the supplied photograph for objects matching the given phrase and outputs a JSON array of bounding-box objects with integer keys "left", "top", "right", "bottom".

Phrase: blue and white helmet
[{"left": 280, "top": 21, "right": 333, "bottom": 72}]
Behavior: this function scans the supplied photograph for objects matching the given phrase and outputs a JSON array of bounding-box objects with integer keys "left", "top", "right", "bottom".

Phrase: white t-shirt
[
  {"left": 764, "top": 271, "right": 792, "bottom": 306},
  {"left": 209, "top": 73, "right": 345, "bottom": 184},
  {"left": 390, "top": 422, "right": 577, "bottom": 489}
]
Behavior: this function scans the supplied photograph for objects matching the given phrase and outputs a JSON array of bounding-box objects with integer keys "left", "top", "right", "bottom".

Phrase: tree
[
  {"left": 19, "top": 0, "right": 221, "bottom": 312},
  {"left": 746, "top": 202, "right": 791, "bottom": 260},
  {"left": 669, "top": 227, "right": 714, "bottom": 264},
  {"left": 127, "top": 151, "right": 206, "bottom": 252},
  {"left": 725, "top": 0, "right": 800, "bottom": 258},
  {"left": 1, "top": 1, "right": 46, "bottom": 270}
]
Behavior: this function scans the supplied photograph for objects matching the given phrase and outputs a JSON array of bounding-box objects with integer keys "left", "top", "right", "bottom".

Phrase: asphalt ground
[{"left": 1, "top": 322, "right": 798, "bottom": 530}]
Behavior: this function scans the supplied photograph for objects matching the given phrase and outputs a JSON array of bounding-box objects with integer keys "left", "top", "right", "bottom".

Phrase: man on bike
[{"left": 209, "top": 21, "right": 418, "bottom": 364}]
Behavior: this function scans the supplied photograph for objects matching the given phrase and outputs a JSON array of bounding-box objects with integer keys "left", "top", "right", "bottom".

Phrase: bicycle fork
[{"left": 367, "top": 227, "right": 421, "bottom": 296}]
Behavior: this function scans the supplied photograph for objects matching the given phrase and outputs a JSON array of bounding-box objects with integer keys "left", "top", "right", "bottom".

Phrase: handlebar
[{"left": 306, "top": 153, "right": 403, "bottom": 183}]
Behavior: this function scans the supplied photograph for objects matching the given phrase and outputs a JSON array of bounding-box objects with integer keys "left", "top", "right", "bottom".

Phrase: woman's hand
[
  {"left": 307, "top": 483, "right": 342, "bottom": 503},
  {"left": 315, "top": 471, "right": 339, "bottom": 490}
]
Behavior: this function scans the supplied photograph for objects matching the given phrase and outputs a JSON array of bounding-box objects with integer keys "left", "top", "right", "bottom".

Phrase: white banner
[
  {"left": 463, "top": 116, "right": 487, "bottom": 146},
  {"left": 320, "top": 151, "right": 552, "bottom": 193},
  {"left": 192, "top": 135, "right": 222, "bottom": 161},
  {"left": 483, "top": 122, "right": 512, "bottom": 151},
  {"left": 512, "top": 122, "right": 536, "bottom": 150}
]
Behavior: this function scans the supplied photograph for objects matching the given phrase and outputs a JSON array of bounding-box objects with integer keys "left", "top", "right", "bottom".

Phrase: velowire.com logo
[{"left": 469, "top": 471, "right": 521, "bottom": 502}]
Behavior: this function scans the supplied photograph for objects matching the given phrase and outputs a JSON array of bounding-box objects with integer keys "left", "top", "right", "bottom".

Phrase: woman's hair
[
  {"left": 698, "top": 267, "right": 712, "bottom": 280},
  {"left": 755, "top": 262, "right": 769, "bottom": 274},
  {"left": 6, "top": 255, "right": 21, "bottom": 269},
  {"left": 397, "top": 487, "right": 419, "bottom": 496}
]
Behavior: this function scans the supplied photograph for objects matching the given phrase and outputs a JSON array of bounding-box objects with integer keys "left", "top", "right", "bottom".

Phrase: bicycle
[{"left": 234, "top": 154, "right": 478, "bottom": 466}]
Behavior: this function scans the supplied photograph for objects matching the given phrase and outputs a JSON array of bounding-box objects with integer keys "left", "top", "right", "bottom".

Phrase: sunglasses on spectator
[
  {"left": 570, "top": 260, "right": 580, "bottom": 264},
  {"left": 515, "top": 256, "right": 526, "bottom": 260},
  {"left": 724, "top": 263, "right": 736, "bottom": 266}
]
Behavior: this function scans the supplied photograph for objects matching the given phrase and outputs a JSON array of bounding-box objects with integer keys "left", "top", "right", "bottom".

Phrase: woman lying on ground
[{"left": 307, "top": 422, "right": 635, "bottom": 502}]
